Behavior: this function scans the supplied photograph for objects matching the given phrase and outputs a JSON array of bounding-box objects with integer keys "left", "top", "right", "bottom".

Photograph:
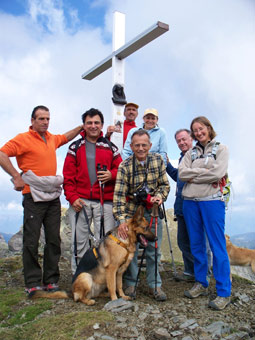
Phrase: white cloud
[
  {"left": 0, "top": 0, "right": 254, "bottom": 235},
  {"left": 6, "top": 201, "right": 23, "bottom": 212}
]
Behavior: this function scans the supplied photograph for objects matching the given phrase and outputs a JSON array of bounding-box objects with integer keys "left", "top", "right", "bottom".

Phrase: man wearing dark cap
[{"left": 105, "top": 102, "right": 139, "bottom": 146}]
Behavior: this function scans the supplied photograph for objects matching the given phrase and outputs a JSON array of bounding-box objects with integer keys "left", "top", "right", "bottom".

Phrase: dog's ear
[
  {"left": 133, "top": 205, "right": 144, "bottom": 223},
  {"left": 225, "top": 234, "right": 230, "bottom": 240}
]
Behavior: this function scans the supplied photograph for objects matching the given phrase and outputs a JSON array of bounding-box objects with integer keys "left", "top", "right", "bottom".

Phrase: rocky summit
[{"left": 0, "top": 208, "right": 255, "bottom": 339}]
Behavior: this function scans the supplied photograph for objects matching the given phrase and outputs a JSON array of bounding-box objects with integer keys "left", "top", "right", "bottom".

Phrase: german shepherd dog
[
  {"left": 31, "top": 205, "right": 156, "bottom": 305},
  {"left": 226, "top": 234, "right": 255, "bottom": 273}
]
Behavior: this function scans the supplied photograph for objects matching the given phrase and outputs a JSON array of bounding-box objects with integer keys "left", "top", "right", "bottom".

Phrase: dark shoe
[
  {"left": 175, "top": 273, "right": 195, "bottom": 282},
  {"left": 184, "top": 282, "right": 208, "bottom": 299},
  {"left": 209, "top": 296, "right": 231, "bottom": 310},
  {"left": 149, "top": 287, "right": 167, "bottom": 301},
  {"left": 25, "top": 286, "right": 43, "bottom": 298},
  {"left": 124, "top": 286, "right": 136, "bottom": 299},
  {"left": 44, "top": 283, "right": 60, "bottom": 292}
]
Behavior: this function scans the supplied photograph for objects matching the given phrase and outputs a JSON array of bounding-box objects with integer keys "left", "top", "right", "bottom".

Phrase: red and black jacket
[{"left": 63, "top": 131, "right": 122, "bottom": 205}]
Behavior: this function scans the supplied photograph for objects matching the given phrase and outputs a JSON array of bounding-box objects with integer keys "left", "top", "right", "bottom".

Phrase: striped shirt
[{"left": 113, "top": 153, "right": 170, "bottom": 223}]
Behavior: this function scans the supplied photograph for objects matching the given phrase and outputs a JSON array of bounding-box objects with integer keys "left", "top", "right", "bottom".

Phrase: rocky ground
[{"left": 1, "top": 254, "right": 255, "bottom": 340}]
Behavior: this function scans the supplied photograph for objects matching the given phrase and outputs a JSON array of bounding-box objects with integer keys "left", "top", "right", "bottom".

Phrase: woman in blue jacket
[{"left": 122, "top": 108, "right": 168, "bottom": 165}]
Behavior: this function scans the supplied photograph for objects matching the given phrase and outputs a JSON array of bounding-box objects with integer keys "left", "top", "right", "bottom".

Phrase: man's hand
[
  {"left": 105, "top": 125, "right": 121, "bottom": 138},
  {"left": 105, "top": 126, "right": 115, "bottom": 138},
  {"left": 72, "top": 198, "right": 86, "bottom": 212},
  {"left": 117, "top": 222, "right": 129, "bottom": 240},
  {"left": 97, "top": 170, "right": 112, "bottom": 184},
  {"left": 150, "top": 196, "right": 162, "bottom": 206},
  {"left": 12, "top": 174, "right": 25, "bottom": 191}
]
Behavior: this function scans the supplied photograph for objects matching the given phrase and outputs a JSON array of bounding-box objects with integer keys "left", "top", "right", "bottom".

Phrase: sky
[{"left": 0, "top": 0, "right": 254, "bottom": 237}]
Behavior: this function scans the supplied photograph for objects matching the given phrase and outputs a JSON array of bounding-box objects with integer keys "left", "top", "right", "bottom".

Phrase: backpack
[{"left": 191, "top": 141, "right": 232, "bottom": 208}]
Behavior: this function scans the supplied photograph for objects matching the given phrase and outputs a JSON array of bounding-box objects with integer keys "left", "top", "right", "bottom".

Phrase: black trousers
[{"left": 22, "top": 194, "right": 61, "bottom": 288}]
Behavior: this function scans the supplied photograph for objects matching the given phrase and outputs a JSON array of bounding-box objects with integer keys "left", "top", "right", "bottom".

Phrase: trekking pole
[
  {"left": 134, "top": 247, "right": 146, "bottom": 298},
  {"left": 97, "top": 164, "right": 106, "bottom": 238},
  {"left": 162, "top": 203, "right": 177, "bottom": 276},
  {"left": 150, "top": 204, "right": 159, "bottom": 295}
]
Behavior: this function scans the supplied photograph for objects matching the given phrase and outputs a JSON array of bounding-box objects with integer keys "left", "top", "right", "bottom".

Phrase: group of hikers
[{"left": 0, "top": 102, "right": 231, "bottom": 310}]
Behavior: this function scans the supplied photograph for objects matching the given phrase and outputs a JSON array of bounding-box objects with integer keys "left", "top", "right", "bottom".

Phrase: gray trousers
[{"left": 68, "top": 199, "right": 115, "bottom": 274}]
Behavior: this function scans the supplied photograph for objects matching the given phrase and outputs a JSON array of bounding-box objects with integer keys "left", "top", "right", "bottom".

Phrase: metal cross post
[{"left": 82, "top": 11, "right": 169, "bottom": 151}]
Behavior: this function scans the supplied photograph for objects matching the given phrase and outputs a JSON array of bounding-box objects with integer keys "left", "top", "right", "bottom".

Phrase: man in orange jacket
[{"left": 0, "top": 105, "right": 83, "bottom": 296}]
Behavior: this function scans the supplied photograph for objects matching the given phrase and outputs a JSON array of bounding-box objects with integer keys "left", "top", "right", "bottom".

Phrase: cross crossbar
[{"left": 82, "top": 21, "right": 169, "bottom": 80}]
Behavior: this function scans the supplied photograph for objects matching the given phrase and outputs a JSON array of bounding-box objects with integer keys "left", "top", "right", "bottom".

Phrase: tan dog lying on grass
[
  {"left": 30, "top": 205, "right": 156, "bottom": 305},
  {"left": 225, "top": 234, "right": 255, "bottom": 273}
]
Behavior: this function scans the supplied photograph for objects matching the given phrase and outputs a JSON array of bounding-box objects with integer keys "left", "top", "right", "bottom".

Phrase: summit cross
[{"left": 82, "top": 11, "right": 169, "bottom": 151}]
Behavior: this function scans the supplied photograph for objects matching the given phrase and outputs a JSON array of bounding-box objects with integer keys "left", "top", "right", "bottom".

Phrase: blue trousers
[
  {"left": 183, "top": 200, "right": 231, "bottom": 297},
  {"left": 124, "top": 210, "right": 162, "bottom": 288}
]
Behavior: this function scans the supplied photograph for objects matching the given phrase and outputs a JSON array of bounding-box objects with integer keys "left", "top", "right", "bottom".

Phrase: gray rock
[
  {"left": 154, "top": 328, "right": 171, "bottom": 339},
  {"left": 0, "top": 233, "right": 8, "bottom": 249},
  {"left": 205, "top": 321, "right": 230, "bottom": 337},
  {"left": 104, "top": 298, "right": 134, "bottom": 312},
  {"left": 179, "top": 319, "right": 196, "bottom": 329},
  {"left": 136, "top": 335, "right": 146, "bottom": 340},
  {"left": 224, "top": 331, "right": 250, "bottom": 339},
  {"left": 101, "top": 336, "right": 116, "bottom": 340},
  {"left": 231, "top": 265, "right": 255, "bottom": 282},
  {"left": 8, "top": 229, "right": 22, "bottom": 252},
  {"left": 138, "top": 312, "right": 148, "bottom": 320},
  {"left": 170, "top": 330, "right": 184, "bottom": 337}
]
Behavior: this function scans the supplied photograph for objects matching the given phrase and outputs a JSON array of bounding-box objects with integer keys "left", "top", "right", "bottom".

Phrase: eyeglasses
[{"left": 192, "top": 126, "right": 207, "bottom": 134}]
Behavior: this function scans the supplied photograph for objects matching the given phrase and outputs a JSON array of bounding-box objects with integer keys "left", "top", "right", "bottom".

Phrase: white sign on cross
[{"left": 82, "top": 11, "right": 169, "bottom": 151}]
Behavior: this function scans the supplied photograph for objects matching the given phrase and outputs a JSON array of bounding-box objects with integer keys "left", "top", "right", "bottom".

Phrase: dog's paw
[
  {"left": 88, "top": 299, "right": 96, "bottom": 305},
  {"left": 121, "top": 295, "right": 132, "bottom": 301},
  {"left": 86, "top": 299, "right": 96, "bottom": 305}
]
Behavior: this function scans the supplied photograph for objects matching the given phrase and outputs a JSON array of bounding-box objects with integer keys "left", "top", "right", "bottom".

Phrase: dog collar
[
  {"left": 93, "top": 247, "right": 99, "bottom": 259},
  {"left": 108, "top": 234, "right": 128, "bottom": 250}
]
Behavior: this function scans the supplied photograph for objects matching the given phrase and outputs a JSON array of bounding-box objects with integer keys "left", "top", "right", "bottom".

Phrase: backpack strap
[
  {"left": 191, "top": 147, "right": 198, "bottom": 162},
  {"left": 191, "top": 141, "right": 220, "bottom": 162},
  {"left": 74, "top": 137, "right": 83, "bottom": 154},
  {"left": 211, "top": 141, "right": 220, "bottom": 159}
]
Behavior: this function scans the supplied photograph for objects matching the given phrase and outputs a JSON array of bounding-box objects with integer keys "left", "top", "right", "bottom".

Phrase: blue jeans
[
  {"left": 183, "top": 199, "right": 231, "bottom": 297},
  {"left": 177, "top": 215, "right": 212, "bottom": 277},
  {"left": 124, "top": 210, "right": 162, "bottom": 288}
]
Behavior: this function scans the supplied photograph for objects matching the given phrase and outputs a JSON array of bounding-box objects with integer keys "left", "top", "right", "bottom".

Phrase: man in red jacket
[
  {"left": 63, "top": 108, "right": 122, "bottom": 273},
  {"left": 105, "top": 102, "right": 138, "bottom": 146}
]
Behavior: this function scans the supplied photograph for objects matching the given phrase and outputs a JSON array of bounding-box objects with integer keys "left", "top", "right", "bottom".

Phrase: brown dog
[
  {"left": 30, "top": 205, "right": 156, "bottom": 305},
  {"left": 225, "top": 234, "right": 255, "bottom": 273}
]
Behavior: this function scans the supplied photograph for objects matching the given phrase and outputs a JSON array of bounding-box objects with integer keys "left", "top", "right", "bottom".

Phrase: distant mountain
[
  {"left": 1, "top": 232, "right": 13, "bottom": 243},
  {"left": 230, "top": 232, "right": 255, "bottom": 249}
]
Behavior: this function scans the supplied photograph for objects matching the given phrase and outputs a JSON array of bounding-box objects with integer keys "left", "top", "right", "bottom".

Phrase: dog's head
[
  {"left": 225, "top": 234, "right": 232, "bottom": 249},
  {"left": 129, "top": 205, "right": 157, "bottom": 248},
  {"left": 225, "top": 234, "right": 230, "bottom": 242}
]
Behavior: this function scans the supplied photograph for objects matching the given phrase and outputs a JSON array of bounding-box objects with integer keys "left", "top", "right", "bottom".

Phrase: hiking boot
[
  {"left": 209, "top": 296, "right": 231, "bottom": 310},
  {"left": 149, "top": 287, "right": 167, "bottom": 302},
  {"left": 124, "top": 286, "right": 136, "bottom": 299},
  {"left": 175, "top": 273, "right": 195, "bottom": 283},
  {"left": 43, "top": 283, "right": 60, "bottom": 292},
  {"left": 25, "top": 286, "right": 43, "bottom": 298},
  {"left": 184, "top": 282, "right": 208, "bottom": 299}
]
